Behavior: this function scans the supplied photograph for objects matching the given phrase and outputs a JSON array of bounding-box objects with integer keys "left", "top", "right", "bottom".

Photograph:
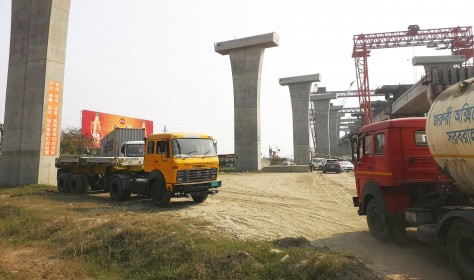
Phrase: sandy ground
[{"left": 171, "top": 171, "right": 461, "bottom": 280}]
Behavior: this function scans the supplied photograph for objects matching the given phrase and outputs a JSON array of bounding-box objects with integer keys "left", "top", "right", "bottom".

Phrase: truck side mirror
[{"left": 120, "top": 144, "right": 125, "bottom": 154}]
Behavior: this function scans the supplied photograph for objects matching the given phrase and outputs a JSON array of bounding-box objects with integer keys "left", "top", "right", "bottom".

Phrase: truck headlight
[{"left": 176, "top": 170, "right": 186, "bottom": 182}]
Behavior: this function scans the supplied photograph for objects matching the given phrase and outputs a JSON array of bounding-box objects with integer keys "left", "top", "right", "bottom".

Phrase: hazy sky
[{"left": 0, "top": 0, "right": 472, "bottom": 156}]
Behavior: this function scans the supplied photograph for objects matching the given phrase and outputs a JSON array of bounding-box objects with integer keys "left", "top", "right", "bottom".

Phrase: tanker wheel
[
  {"left": 151, "top": 181, "right": 170, "bottom": 207},
  {"left": 109, "top": 177, "right": 130, "bottom": 201},
  {"left": 366, "top": 199, "right": 391, "bottom": 242},
  {"left": 69, "top": 174, "right": 87, "bottom": 194},
  {"left": 57, "top": 173, "right": 71, "bottom": 193},
  {"left": 447, "top": 220, "right": 474, "bottom": 280},
  {"left": 191, "top": 194, "right": 208, "bottom": 203}
]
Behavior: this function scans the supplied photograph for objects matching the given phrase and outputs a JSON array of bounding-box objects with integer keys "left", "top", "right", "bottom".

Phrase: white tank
[{"left": 426, "top": 77, "right": 474, "bottom": 195}]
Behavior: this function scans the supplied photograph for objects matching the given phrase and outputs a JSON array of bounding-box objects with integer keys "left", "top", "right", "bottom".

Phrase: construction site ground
[{"left": 171, "top": 171, "right": 459, "bottom": 280}]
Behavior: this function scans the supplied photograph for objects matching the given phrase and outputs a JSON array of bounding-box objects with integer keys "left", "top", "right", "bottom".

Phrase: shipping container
[{"left": 100, "top": 128, "right": 145, "bottom": 157}]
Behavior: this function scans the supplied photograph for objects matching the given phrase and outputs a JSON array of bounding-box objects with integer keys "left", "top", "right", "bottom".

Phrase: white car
[
  {"left": 339, "top": 161, "right": 354, "bottom": 172},
  {"left": 309, "top": 158, "right": 325, "bottom": 171}
]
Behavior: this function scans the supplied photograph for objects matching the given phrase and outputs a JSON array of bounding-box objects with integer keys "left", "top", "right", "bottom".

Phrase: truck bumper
[{"left": 172, "top": 180, "right": 221, "bottom": 197}]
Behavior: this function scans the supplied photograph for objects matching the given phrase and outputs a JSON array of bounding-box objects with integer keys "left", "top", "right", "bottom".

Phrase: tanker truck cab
[
  {"left": 143, "top": 133, "right": 221, "bottom": 205},
  {"left": 353, "top": 118, "right": 445, "bottom": 242}
]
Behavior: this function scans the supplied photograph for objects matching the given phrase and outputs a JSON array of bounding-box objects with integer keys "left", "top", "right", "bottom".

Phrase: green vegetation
[{"left": 0, "top": 185, "right": 380, "bottom": 280}]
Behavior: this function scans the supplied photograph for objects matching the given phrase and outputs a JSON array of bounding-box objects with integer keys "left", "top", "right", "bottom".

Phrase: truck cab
[{"left": 352, "top": 118, "right": 443, "bottom": 241}]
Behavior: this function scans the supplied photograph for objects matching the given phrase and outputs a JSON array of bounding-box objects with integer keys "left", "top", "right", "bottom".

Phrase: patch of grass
[{"left": 0, "top": 185, "right": 381, "bottom": 279}]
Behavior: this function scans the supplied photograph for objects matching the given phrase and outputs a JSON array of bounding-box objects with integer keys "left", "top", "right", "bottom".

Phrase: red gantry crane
[{"left": 352, "top": 25, "right": 473, "bottom": 126}]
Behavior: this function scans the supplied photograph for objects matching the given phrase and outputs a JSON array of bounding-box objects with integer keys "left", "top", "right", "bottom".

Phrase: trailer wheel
[
  {"left": 447, "top": 220, "right": 474, "bottom": 280},
  {"left": 57, "top": 173, "right": 71, "bottom": 193},
  {"left": 109, "top": 177, "right": 130, "bottom": 201},
  {"left": 366, "top": 199, "right": 391, "bottom": 242},
  {"left": 151, "top": 181, "right": 170, "bottom": 207},
  {"left": 69, "top": 174, "right": 87, "bottom": 194},
  {"left": 192, "top": 194, "right": 208, "bottom": 203}
]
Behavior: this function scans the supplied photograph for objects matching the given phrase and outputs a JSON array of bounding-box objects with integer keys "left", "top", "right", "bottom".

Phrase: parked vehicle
[
  {"left": 101, "top": 128, "right": 145, "bottom": 157},
  {"left": 339, "top": 161, "right": 354, "bottom": 172},
  {"left": 351, "top": 78, "right": 474, "bottom": 279},
  {"left": 56, "top": 132, "right": 221, "bottom": 207},
  {"left": 282, "top": 160, "right": 295, "bottom": 166},
  {"left": 323, "top": 159, "right": 341, "bottom": 173},
  {"left": 309, "top": 157, "right": 325, "bottom": 171}
]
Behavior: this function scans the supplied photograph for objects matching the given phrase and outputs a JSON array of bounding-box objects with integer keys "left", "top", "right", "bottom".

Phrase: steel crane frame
[{"left": 352, "top": 25, "right": 473, "bottom": 125}]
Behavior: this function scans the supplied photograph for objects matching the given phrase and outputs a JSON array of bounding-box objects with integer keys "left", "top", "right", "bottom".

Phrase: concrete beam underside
[{"left": 0, "top": 0, "right": 70, "bottom": 186}]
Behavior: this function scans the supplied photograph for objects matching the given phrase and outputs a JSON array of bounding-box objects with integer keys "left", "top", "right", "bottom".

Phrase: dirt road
[{"left": 170, "top": 172, "right": 460, "bottom": 280}]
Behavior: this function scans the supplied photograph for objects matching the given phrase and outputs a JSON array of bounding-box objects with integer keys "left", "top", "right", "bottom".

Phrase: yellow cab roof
[{"left": 146, "top": 132, "right": 213, "bottom": 140}]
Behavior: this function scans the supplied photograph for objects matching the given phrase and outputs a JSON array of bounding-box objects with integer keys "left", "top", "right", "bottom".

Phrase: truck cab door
[
  {"left": 144, "top": 140, "right": 170, "bottom": 172},
  {"left": 355, "top": 133, "right": 375, "bottom": 197}
]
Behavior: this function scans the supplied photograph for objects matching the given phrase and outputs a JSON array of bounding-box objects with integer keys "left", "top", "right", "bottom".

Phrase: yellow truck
[{"left": 55, "top": 133, "right": 221, "bottom": 207}]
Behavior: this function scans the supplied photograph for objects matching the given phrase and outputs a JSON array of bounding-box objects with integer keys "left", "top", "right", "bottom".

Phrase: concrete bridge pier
[
  {"left": 279, "top": 74, "right": 320, "bottom": 165},
  {"left": 310, "top": 93, "right": 337, "bottom": 156},
  {"left": 0, "top": 0, "right": 71, "bottom": 186},
  {"left": 329, "top": 105, "right": 343, "bottom": 156},
  {"left": 215, "top": 33, "right": 279, "bottom": 171}
]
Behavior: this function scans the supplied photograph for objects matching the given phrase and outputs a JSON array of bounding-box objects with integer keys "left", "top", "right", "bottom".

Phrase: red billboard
[{"left": 81, "top": 110, "right": 153, "bottom": 147}]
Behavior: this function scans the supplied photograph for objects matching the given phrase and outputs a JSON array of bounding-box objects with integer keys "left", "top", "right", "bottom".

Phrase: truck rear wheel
[
  {"left": 366, "top": 199, "right": 391, "bottom": 242},
  {"left": 57, "top": 173, "right": 71, "bottom": 193},
  {"left": 69, "top": 174, "right": 87, "bottom": 194},
  {"left": 447, "top": 220, "right": 474, "bottom": 280},
  {"left": 151, "top": 181, "right": 170, "bottom": 207},
  {"left": 192, "top": 194, "right": 208, "bottom": 203},
  {"left": 109, "top": 177, "right": 131, "bottom": 201}
]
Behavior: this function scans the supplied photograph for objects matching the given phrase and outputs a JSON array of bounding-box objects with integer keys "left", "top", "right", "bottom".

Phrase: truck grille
[{"left": 179, "top": 168, "right": 217, "bottom": 182}]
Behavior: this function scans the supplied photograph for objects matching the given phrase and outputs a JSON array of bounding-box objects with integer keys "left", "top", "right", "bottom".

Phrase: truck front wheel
[
  {"left": 109, "top": 177, "right": 131, "bottom": 201},
  {"left": 447, "top": 220, "right": 474, "bottom": 280},
  {"left": 151, "top": 181, "right": 170, "bottom": 207},
  {"left": 366, "top": 199, "right": 391, "bottom": 242}
]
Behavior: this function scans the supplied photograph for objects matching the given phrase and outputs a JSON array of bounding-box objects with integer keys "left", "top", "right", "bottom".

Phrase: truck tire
[
  {"left": 69, "top": 174, "right": 87, "bottom": 194},
  {"left": 57, "top": 173, "right": 71, "bottom": 193},
  {"left": 447, "top": 220, "right": 474, "bottom": 280},
  {"left": 192, "top": 194, "right": 208, "bottom": 203},
  {"left": 109, "top": 177, "right": 131, "bottom": 201},
  {"left": 151, "top": 181, "right": 170, "bottom": 207},
  {"left": 366, "top": 199, "right": 391, "bottom": 242}
]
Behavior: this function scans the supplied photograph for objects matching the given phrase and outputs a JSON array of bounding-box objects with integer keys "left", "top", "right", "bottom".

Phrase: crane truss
[{"left": 352, "top": 26, "right": 474, "bottom": 125}]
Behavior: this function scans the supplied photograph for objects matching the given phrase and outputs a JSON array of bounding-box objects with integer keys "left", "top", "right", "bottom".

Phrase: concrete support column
[
  {"left": 329, "top": 105, "right": 343, "bottom": 156},
  {"left": 215, "top": 33, "right": 279, "bottom": 171},
  {"left": 310, "top": 93, "right": 337, "bottom": 156},
  {"left": 279, "top": 74, "right": 320, "bottom": 165},
  {"left": 0, "top": 0, "right": 70, "bottom": 186}
]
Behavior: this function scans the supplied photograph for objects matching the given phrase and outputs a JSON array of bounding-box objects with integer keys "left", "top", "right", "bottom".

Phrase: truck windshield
[
  {"left": 172, "top": 138, "right": 217, "bottom": 158},
  {"left": 126, "top": 144, "right": 145, "bottom": 157}
]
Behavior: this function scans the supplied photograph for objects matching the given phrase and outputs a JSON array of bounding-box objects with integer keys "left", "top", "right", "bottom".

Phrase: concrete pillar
[
  {"left": 279, "top": 74, "right": 320, "bottom": 165},
  {"left": 310, "top": 93, "right": 337, "bottom": 156},
  {"left": 215, "top": 33, "right": 279, "bottom": 171},
  {"left": 0, "top": 0, "right": 70, "bottom": 186},
  {"left": 329, "top": 105, "right": 343, "bottom": 156}
]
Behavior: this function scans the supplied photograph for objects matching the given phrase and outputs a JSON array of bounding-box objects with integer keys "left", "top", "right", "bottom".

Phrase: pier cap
[
  {"left": 215, "top": 32, "right": 280, "bottom": 55},
  {"left": 279, "top": 74, "right": 320, "bottom": 86}
]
